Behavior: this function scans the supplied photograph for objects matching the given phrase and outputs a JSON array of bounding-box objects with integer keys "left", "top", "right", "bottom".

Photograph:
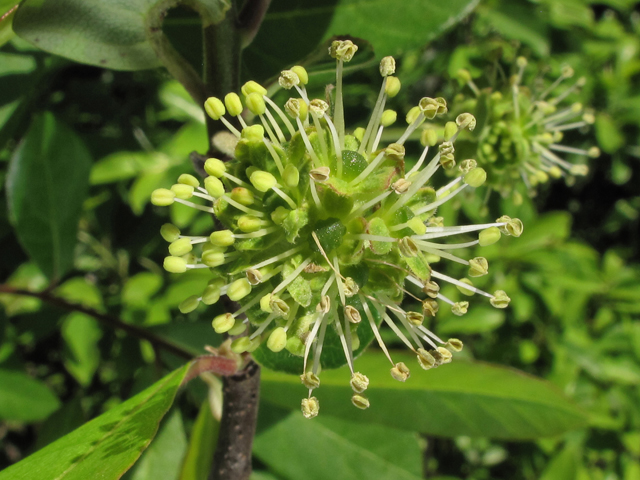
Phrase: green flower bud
[
  {"left": 406, "top": 105, "right": 421, "bottom": 124},
  {"left": 588, "top": 147, "right": 600, "bottom": 158},
  {"left": 447, "top": 338, "right": 463, "bottom": 352},
  {"left": 301, "top": 372, "right": 320, "bottom": 389},
  {"left": 201, "top": 250, "right": 225, "bottom": 267},
  {"left": 452, "top": 301, "right": 469, "bottom": 316},
  {"left": 468, "top": 257, "right": 488, "bottom": 277},
  {"left": 287, "top": 336, "right": 304, "bottom": 356},
  {"left": 178, "top": 173, "right": 200, "bottom": 187},
  {"left": 301, "top": 396, "right": 319, "bottom": 419},
  {"left": 350, "top": 372, "right": 369, "bottom": 393},
  {"left": 380, "top": 109, "right": 397, "bottom": 128},
  {"left": 407, "top": 217, "right": 426, "bottom": 235},
  {"left": 245, "top": 92, "right": 266, "bottom": 115},
  {"left": 283, "top": 164, "right": 300, "bottom": 188},
  {"left": 271, "top": 206, "right": 290, "bottom": 225},
  {"left": 227, "top": 278, "right": 251, "bottom": 301},
  {"left": 279, "top": 69, "right": 300, "bottom": 89},
  {"left": 479, "top": 226, "right": 501, "bottom": 246},
  {"left": 456, "top": 68, "right": 472, "bottom": 83},
  {"left": 204, "top": 97, "right": 225, "bottom": 120},
  {"left": 204, "top": 176, "right": 225, "bottom": 198},
  {"left": 379, "top": 56, "right": 396, "bottom": 76},
  {"left": 163, "top": 256, "right": 187, "bottom": 273},
  {"left": 202, "top": 282, "right": 223, "bottom": 305},
  {"left": 210, "top": 230, "right": 235, "bottom": 247},
  {"left": 212, "top": 313, "right": 235, "bottom": 333},
  {"left": 444, "top": 121, "right": 458, "bottom": 141},
  {"left": 250, "top": 170, "right": 277, "bottom": 192},
  {"left": 385, "top": 76, "right": 401, "bottom": 97},
  {"left": 291, "top": 65, "right": 309, "bottom": 85},
  {"left": 548, "top": 166, "right": 563, "bottom": 179},
  {"left": 204, "top": 158, "right": 226, "bottom": 177},
  {"left": 390, "top": 362, "right": 410, "bottom": 382},
  {"left": 241, "top": 124, "right": 265, "bottom": 142},
  {"left": 224, "top": 92, "right": 243, "bottom": 117},
  {"left": 260, "top": 294, "right": 273, "bottom": 313},
  {"left": 228, "top": 321, "right": 247, "bottom": 336},
  {"left": 237, "top": 215, "right": 265, "bottom": 233},
  {"left": 241, "top": 80, "right": 267, "bottom": 97},
  {"left": 160, "top": 223, "right": 180, "bottom": 242},
  {"left": 179, "top": 295, "right": 200, "bottom": 314},
  {"left": 351, "top": 394, "right": 370, "bottom": 410},
  {"left": 230, "top": 336, "right": 251, "bottom": 353},
  {"left": 464, "top": 168, "right": 487, "bottom": 187},
  {"left": 230, "top": 187, "right": 254, "bottom": 206},
  {"left": 171, "top": 183, "right": 194, "bottom": 200},
  {"left": 420, "top": 128, "right": 438, "bottom": 147},
  {"left": 151, "top": 188, "right": 175, "bottom": 206},
  {"left": 267, "top": 327, "right": 287, "bottom": 352},
  {"left": 169, "top": 238, "right": 193, "bottom": 257},
  {"left": 329, "top": 39, "right": 358, "bottom": 61},
  {"left": 490, "top": 290, "right": 511, "bottom": 308}
]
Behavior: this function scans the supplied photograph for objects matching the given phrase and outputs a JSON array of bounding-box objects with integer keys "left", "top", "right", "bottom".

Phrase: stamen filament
[
  {"left": 249, "top": 246, "right": 302, "bottom": 271},
  {"left": 296, "top": 117, "right": 321, "bottom": 167},
  {"left": 249, "top": 313, "right": 277, "bottom": 340},
  {"left": 349, "top": 189, "right": 392, "bottom": 217},
  {"left": 359, "top": 79, "right": 387, "bottom": 155},
  {"left": 264, "top": 96, "right": 296, "bottom": 136},
  {"left": 360, "top": 294, "right": 394, "bottom": 365},
  {"left": 431, "top": 270, "right": 493, "bottom": 298},
  {"left": 263, "top": 139, "right": 284, "bottom": 174},
  {"left": 272, "top": 257, "right": 312, "bottom": 294},
  {"left": 351, "top": 151, "right": 385, "bottom": 186},
  {"left": 413, "top": 184, "right": 468, "bottom": 215},
  {"left": 272, "top": 186, "right": 297, "bottom": 209},
  {"left": 233, "top": 226, "right": 278, "bottom": 238},
  {"left": 174, "top": 198, "right": 214, "bottom": 213},
  {"left": 220, "top": 116, "right": 241, "bottom": 137}
]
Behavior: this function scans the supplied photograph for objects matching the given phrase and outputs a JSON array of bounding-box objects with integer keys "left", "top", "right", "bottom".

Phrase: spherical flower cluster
[
  {"left": 457, "top": 57, "right": 600, "bottom": 202},
  {"left": 151, "top": 40, "right": 522, "bottom": 418}
]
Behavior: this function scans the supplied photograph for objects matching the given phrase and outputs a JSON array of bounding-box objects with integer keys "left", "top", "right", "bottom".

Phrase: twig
[
  {"left": 209, "top": 360, "right": 260, "bottom": 480},
  {"left": 0, "top": 284, "right": 194, "bottom": 360}
]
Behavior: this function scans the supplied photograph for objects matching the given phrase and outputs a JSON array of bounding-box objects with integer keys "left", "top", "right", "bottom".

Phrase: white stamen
[
  {"left": 272, "top": 186, "right": 297, "bottom": 209},
  {"left": 360, "top": 294, "right": 394, "bottom": 365},
  {"left": 359, "top": 78, "right": 387, "bottom": 155},
  {"left": 350, "top": 151, "right": 385, "bottom": 186},
  {"left": 264, "top": 96, "right": 296, "bottom": 137},
  {"left": 272, "top": 257, "right": 312, "bottom": 294},
  {"left": 349, "top": 189, "right": 392, "bottom": 217},
  {"left": 249, "top": 246, "right": 302, "bottom": 271},
  {"left": 413, "top": 184, "right": 468, "bottom": 216},
  {"left": 174, "top": 198, "right": 214, "bottom": 214},
  {"left": 295, "top": 117, "right": 321, "bottom": 167},
  {"left": 431, "top": 270, "right": 493, "bottom": 298},
  {"left": 249, "top": 313, "right": 277, "bottom": 340}
]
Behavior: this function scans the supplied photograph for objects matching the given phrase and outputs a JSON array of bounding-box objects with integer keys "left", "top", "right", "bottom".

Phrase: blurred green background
[{"left": 1, "top": 0, "right": 639, "bottom": 479}]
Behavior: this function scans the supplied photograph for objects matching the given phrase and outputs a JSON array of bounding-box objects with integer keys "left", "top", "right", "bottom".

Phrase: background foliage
[{"left": 1, "top": 0, "right": 639, "bottom": 479}]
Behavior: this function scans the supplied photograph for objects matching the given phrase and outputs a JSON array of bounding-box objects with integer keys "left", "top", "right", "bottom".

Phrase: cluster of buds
[
  {"left": 457, "top": 57, "right": 599, "bottom": 202},
  {"left": 151, "top": 40, "right": 522, "bottom": 418}
]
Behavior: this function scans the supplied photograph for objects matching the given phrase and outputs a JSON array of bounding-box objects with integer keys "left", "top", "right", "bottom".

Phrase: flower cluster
[
  {"left": 151, "top": 40, "right": 522, "bottom": 418},
  {"left": 457, "top": 57, "right": 599, "bottom": 202}
]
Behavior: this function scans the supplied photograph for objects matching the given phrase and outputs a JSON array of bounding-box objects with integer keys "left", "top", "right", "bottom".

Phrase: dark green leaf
[
  {"left": 0, "top": 369, "right": 60, "bottom": 422},
  {"left": 6, "top": 112, "right": 92, "bottom": 281},
  {"left": 261, "top": 352, "right": 587, "bottom": 439},
  {"left": 0, "top": 364, "right": 189, "bottom": 480}
]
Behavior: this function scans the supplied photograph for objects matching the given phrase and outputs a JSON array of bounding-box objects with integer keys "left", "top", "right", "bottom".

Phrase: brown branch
[
  {"left": 209, "top": 360, "right": 260, "bottom": 480},
  {"left": 0, "top": 284, "right": 194, "bottom": 360}
]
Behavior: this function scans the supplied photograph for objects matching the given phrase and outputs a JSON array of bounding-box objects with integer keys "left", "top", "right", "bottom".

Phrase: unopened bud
[
  {"left": 283, "top": 164, "right": 300, "bottom": 188},
  {"left": 179, "top": 295, "right": 199, "bottom": 314},
  {"left": 164, "top": 256, "right": 187, "bottom": 273},
  {"left": 210, "top": 230, "right": 235, "bottom": 247},
  {"left": 204, "top": 176, "right": 225, "bottom": 198},
  {"left": 227, "top": 278, "right": 251, "bottom": 301},
  {"left": 479, "top": 226, "right": 501, "bottom": 246},
  {"left": 241, "top": 124, "right": 265, "bottom": 142},
  {"left": 241, "top": 80, "right": 267, "bottom": 97},
  {"left": 444, "top": 122, "right": 458, "bottom": 141},
  {"left": 204, "top": 158, "right": 226, "bottom": 178},
  {"left": 204, "top": 97, "right": 225, "bottom": 120},
  {"left": 245, "top": 92, "right": 266, "bottom": 115},
  {"left": 224, "top": 93, "right": 243, "bottom": 117},
  {"left": 212, "top": 313, "right": 235, "bottom": 333},
  {"left": 250, "top": 170, "right": 277, "bottom": 192},
  {"left": 291, "top": 65, "right": 309, "bottom": 85},
  {"left": 169, "top": 238, "right": 193, "bottom": 257},
  {"left": 385, "top": 76, "right": 401, "bottom": 97},
  {"left": 160, "top": 223, "right": 180, "bottom": 242},
  {"left": 380, "top": 109, "right": 397, "bottom": 127},
  {"left": 151, "top": 188, "right": 175, "bottom": 206},
  {"left": 420, "top": 128, "right": 438, "bottom": 147},
  {"left": 267, "top": 327, "right": 287, "bottom": 352}
]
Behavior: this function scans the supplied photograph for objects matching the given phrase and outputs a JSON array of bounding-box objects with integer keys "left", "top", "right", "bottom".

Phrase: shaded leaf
[
  {"left": 61, "top": 313, "right": 102, "bottom": 386},
  {"left": 179, "top": 401, "right": 219, "bottom": 480},
  {"left": 6, "top": 112, "right": 91, "bottom": 280},
  {"left": 0, "top": 369, "right": 61, "bottom": 422},
  {"left": 261, "top": 352, "right": 587, "bottom": 439},
  {"left": 0, "top": 364, "right": 189, "bottom": 480}
]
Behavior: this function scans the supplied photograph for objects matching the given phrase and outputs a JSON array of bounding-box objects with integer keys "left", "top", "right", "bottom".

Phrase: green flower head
[
  {"left": 457, "top": 57, "right": 599, "bottom": 202},
  {"left": 152, "top": 40, "right": 522, "bottom": 418}
]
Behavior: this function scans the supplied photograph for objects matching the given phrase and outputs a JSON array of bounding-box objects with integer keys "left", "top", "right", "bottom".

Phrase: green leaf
[
  {"left": 90, "top": 152, "right": 170, "bottom": 185},
  {"left": 122, "top": 272, "right": 164, "bottom": 309},
  {"left": 13, "top": 0, "right": 230, "bottom": 71},
  {"left": 245, "top": 0, "right": 479, "bottom": 80},
  {"left": 0, "top": 369, "right": 61, "bottom": 422},
  {"left": 438, "top": 307, "right": 505, "bottom": 335},
  {"left": 0, "top": 3, "right": 18, "bottom": 48},
  {"left": 0, "top": 363, "right": 189, "bottom": 480},
  {"left": 61, "top": 313, "right": 103, "bottom": 386},
  {"left": 6, "top": 112, "right": 92, "bottom": 281},
  {"left": 261, "top": 352, "right": 587, "bottom": 439},
  {"left": 126, "top": 409, "right": 187, "bottom": 480},
  {"left": 254, "top": 411, "right": 423, "bottom": 480},
  {"left": 179, "top": 401, "right": 219, "bottom": 480},
  {"left": 595, "top": 113, "right": 624, "bottom": 154}
]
